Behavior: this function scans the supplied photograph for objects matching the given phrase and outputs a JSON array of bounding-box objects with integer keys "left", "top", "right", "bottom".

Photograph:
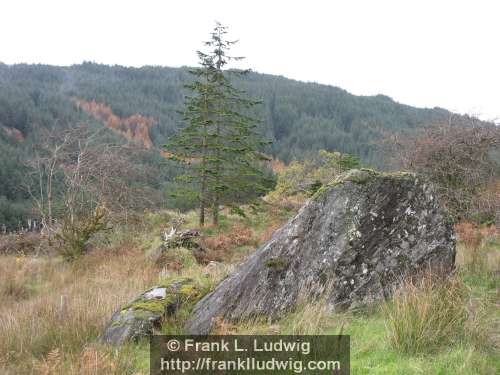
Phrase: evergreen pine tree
[
  {"left": 165, "top": 52, "right": 216, "bottom": 226},
  {"left": 166, "top": 22, "right": 270, "bottom": 226}
]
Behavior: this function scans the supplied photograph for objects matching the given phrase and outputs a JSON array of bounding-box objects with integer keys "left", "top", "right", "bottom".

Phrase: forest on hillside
[{"left": 0, "top": 62, "right": 480, "bottom": 228}]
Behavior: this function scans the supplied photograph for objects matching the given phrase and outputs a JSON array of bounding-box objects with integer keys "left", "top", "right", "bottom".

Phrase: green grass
[
  {"left": 219, "top": 234, "right": 500, "bottom": 375},
  {"left": 123, "top": 307, "right": 498, "bottom": 375},
  {"left": 329, "top": 261, "right": 499, "bottom": 375},
  {"left": 383, "top": 274, "right": 469, "bottom": 355},
  {"left": 326, "top": 311, "right": 498, "bottom": 375},
  {"left": 129, "top": 344, "right": 150, "bottom": 373}
]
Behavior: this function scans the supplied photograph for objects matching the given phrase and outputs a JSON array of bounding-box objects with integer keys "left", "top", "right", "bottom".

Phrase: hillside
[
  {"left": 0, "top": 62, "right": 460, "bottom": 228},
  {"left": 0, "top": 62, "right": 455, "bottom": 160}
]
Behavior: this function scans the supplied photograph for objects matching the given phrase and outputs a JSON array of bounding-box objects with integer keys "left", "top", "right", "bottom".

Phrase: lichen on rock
[{"left": 186, "top": 169, "right": 456, "bottom": 334}]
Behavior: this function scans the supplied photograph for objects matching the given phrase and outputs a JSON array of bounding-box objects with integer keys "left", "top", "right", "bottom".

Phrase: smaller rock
[
  {"left": 151, "top": 229, "right": 207, "bottom": 267},
  {"left": 166, "top": 230, "right": 205, "bottom": 251},
  {"left": 100, "top": 278, "right": 208, "bottom": 345}
]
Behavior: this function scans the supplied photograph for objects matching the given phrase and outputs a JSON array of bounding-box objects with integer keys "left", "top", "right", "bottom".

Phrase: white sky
[{"left": 2, "top": 0, "right": 499, "bottom": 121}]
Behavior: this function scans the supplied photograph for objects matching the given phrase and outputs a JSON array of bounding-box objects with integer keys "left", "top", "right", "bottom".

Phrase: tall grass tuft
[{"left": 383, "top": 272, "right": 469, "bottom": 355}]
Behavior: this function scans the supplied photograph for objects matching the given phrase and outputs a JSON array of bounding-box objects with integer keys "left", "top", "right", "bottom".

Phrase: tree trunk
[
  {"left": 199, "top": 90, "right": 210, "bottom": 227},
  {"left": 200, "top": 174, "right": 206, "bottom": 226},
  {"left": 212, "top": 125, "right": 220, "bottom": 226},
  {"left": 212, "top": 195, "right": 219, "bottom": 226}
]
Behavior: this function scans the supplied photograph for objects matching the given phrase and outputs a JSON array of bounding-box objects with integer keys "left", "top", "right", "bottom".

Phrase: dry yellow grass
[
  {"left": 0, "top": 205, "right": 291, "bottom": 374},
  {"left": 0, "top": 245, "right": 157, "bottom": 374},
  {"left": 0, "top": 236, "right": 234, "bottom": 374},
  {"left": 455, "top": 222, "right": 499, "bottom": 273}
]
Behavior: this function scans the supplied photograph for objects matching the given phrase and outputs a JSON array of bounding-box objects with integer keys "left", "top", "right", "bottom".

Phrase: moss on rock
[
  {"left": 101, "top": 276, "right": 212, "bottom": 345},
  {"left": 128, "top": 300, "right": 167, "bottom": 314},
  {"left": 312, "top": 169, "right": 380, "bottom": 200},
  {"left": 124, "top": 277, "right": 207, "bottom": 314},
  {"left": 265, "top": 256, "right": 288, "bottom": 271}
]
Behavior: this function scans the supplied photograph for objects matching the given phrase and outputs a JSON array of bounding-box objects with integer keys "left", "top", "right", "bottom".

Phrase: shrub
[
  {"left": 268, "top": 150, "right": 361, "bottom": 200},
  {"left": 56, "top": 206, "right": 110, "bottom": 260},
  {"left": 385, "top": 122, "right": 500, "bottom": 223},
  {"left": 383, "top": 273, "right": 469, "bottom": 355}
]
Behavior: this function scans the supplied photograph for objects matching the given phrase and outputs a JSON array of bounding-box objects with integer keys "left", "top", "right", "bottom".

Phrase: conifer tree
[
  {"left": 166, "top": 52, "right": 215, "bottom": 226},
  {"left": 166, "top": 22, "right": 270, "bottom": 226}
]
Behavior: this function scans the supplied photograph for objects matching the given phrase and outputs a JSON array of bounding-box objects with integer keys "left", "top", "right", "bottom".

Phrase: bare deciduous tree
[
  {"left": 25, "top": 128, "right": 72, "bottom": 240},
  {"left": 383, "top": 118, "right": 500, "bottom": 223},
  {"left": 25, "top": 124, "right": 159, "bottom": 258}
]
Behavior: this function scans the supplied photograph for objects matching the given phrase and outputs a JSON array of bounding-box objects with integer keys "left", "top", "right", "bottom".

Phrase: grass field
[{"left": 0, "top": 202, "right": 498, "bottom": 374}]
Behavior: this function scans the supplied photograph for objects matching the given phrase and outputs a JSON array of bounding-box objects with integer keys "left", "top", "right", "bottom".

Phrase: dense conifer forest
[{"left": 0, "top": 62, "right": 465, "bottom": 228}]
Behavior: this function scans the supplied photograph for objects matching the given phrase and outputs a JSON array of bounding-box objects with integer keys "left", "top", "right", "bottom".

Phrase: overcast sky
[{"left": 2, "top": 0, "right": 499, "bottom": 121}]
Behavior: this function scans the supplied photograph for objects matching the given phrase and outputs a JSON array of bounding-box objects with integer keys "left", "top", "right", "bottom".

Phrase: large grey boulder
[{"left": 186, "top": 169, "right": 456, "bottom": 334}]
